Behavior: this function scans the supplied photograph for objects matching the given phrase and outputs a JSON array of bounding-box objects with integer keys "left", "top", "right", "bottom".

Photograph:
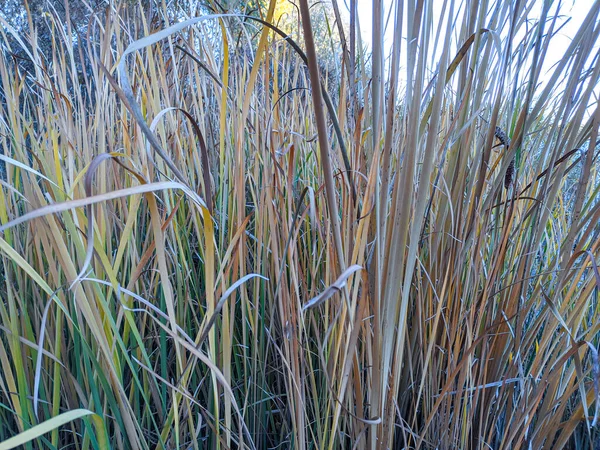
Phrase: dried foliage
[{"left": 1, "top": 0, "right": 600, "bottom": 449}]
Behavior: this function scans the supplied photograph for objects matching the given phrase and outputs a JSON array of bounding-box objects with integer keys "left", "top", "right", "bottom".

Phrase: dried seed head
[
  {"left": 505, "top": 158, "right": 515, "bottom": 189},
  {"left": 495, "top": 126, "right": 511, "bottom": 148}
]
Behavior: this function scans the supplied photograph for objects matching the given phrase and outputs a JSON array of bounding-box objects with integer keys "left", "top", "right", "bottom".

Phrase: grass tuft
[{"left": 1, "top": 0, "right": 600, "bottom": 448}]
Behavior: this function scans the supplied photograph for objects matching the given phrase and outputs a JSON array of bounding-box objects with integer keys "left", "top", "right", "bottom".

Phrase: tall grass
[{"left": 1, "top": 0, "right": 600, "bottom": 448}]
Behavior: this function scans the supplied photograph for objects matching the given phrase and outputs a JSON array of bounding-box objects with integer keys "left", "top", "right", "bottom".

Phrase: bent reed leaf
[{"left": 302, "top": 265, "right": 362, "bottom": 311}]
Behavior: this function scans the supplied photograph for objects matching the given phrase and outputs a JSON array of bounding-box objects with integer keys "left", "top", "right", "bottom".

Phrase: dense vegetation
[{"left": 1, "top": 0, "right": 600, "bottom": 448}]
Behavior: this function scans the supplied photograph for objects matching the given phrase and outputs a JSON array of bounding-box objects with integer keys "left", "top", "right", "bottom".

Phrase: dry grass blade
[
  {"left": 302, "top": 265, "right": 362, "bottom": 310},
  {"left": 0, "top": 182, "right": 205, "bottom": 234}
]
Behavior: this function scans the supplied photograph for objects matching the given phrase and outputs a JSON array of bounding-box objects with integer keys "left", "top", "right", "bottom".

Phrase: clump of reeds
[{"left": 0, "top": 1, "right": 600, "bottom": 449}]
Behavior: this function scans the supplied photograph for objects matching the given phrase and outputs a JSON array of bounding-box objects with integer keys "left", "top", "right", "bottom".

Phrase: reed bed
[{"left": 1, "top": 0, "right": 600, "bottom": 448}]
